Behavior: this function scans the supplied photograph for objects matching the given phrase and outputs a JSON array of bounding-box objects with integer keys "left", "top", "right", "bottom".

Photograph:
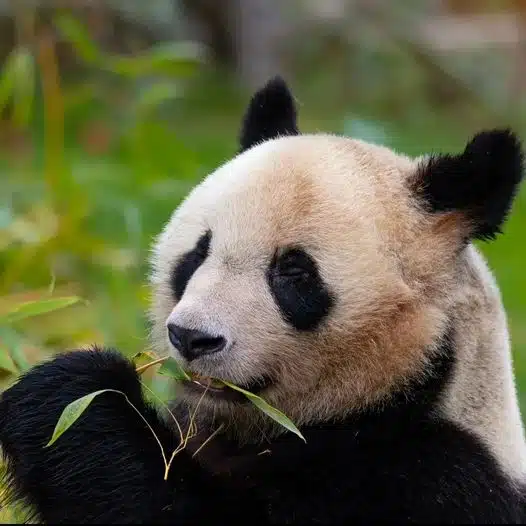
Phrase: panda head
[{"left": 150, "top": 77, "right": 524, "bottom": 434}]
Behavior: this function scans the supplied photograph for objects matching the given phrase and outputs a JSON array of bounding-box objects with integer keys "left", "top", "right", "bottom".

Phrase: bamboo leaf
[
  {"left": 0, "top": 50, "right": 17, "bottom": 114},
  {"left": 2, "top": 297, "right": 84, "bottom": 324},
  {"left": 54, "top": 13, "right": 102, "bottom": 64},
  {"left": 221, "top": 381, "right": 306, "bottom": 442},
  {"left": 0, "top": 326, "right": 30, "bottom": 373},
  {"left": 132, "top": 350, "right": 157, "bottom": 366},
  {"left": 12, "top": 47, "right": 35, "bottom": 127},
  {"left": 145, "top": 42, "right": 202, "bottom": 76},
  {"left": 137, "top": 83, "right": 181, "bottom": 115},
  {"left": 45, "top": 389, "right": 169, "bottom": 479},
  {"left": 105, "top": 42, "right": 202, "bottom": 78},
  {"left": 47, "top": 271, "right": 57, "bottom": 296},
  {"left": 157, "top": 357, "right": 190, "bottom": 381},
  {"left": 134, "top": 352, "right": 167, "bottom": 375},
  {"left": 46, "top": 389, "right": 112, "bottom": 447},
  {"left": 0, "top": 347, "right": 17, "bottom": 374}
]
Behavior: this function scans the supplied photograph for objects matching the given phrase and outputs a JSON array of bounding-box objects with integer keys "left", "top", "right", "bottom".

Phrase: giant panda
[{"left": 1, "top": 76, "right": 526, "bottom": 524}]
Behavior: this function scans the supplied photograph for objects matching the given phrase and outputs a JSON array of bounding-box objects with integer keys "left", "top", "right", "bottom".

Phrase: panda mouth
[{"left": 183, "top": 372, "right": 273, "bottom": 402}]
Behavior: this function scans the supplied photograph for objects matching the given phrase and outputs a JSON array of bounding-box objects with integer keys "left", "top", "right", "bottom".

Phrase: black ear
[
  {"left": 239, "top": 76, "right": 299, "bottom": 152},
  {"left": 415, "top": 129, "right": 524, "bottom": 240}
]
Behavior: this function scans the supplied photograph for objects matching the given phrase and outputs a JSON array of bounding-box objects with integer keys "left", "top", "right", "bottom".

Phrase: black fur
[
  {"left": 170, "top": 230, "right": 211, "bottom": 300},
  {"left": 415, "top": 129, "right": 524, "bottom": 240},
  {"left": 267, "top": 246, "right": 334, "bottom": 331},
  {"left": 239, "top": 76, "right": 299, "bottom": 153},
  {"left": 1, "top": 336, "right": 524, "bottom": 523},
  {"left": 0, "top": 349, "right": 244, "bottom": 524}
]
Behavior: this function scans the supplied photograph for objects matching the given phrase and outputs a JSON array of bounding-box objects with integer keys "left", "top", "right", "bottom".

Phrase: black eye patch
[
  {"left": 170, "top": 230, "right": 211, "bottom": 300},
  {"left": 267, "top": 247, "right": 334, "bottom": 331}
]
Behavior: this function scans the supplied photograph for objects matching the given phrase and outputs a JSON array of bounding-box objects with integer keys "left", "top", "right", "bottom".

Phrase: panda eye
[
  {"left": 170, "top": 230, "right": 212, "bottom": 299},
  {"left": 267, "top": 246, "right": 334, "bottom": 332},
  {"left": 278, "top": 263, "right": 310, "bottom": 279},
  {"left": 194, "top": 231, "right": 211, "bottom": 259},
  {"left": 274, "top": 249, "right": 313, "bottom": 280},
  {"left": 194, "top": 247, "right": 208, "bottom": 260}
]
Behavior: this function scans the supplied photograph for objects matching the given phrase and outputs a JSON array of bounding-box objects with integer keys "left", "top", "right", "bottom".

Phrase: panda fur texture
[{"left": 1, "top": 77, "right": 526, "bottom": 524}]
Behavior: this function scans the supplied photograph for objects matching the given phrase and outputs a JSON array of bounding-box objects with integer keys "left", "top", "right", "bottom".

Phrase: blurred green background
[{"left": 1, "top": 0, "right": 526, "bottom": 521}]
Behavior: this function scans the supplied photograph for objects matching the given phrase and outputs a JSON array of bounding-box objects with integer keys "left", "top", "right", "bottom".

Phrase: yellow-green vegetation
[{"left": 1, "top": 12, "right": 526, "bottom": 525}]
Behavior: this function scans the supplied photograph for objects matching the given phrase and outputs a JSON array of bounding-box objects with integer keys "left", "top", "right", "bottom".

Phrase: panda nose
[{"left": 167, "top": 324, "right": 227, "bottom": 361}]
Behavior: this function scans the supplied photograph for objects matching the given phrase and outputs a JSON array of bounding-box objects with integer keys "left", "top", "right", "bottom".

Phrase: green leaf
[
  {"left": 132, "top": 351, "right": 161, "bottom": 374},
  {"left": 0, "top": 326, "right": 30, "bottom": 373},
  {"left": 0, "top": 50, "right": 17, "bottom": 114},
  {"left": 47, "top": 271, "right": 57, "bottom": 296},
  {"left": 145, "top": 42, "right": 203, "bottom": 76},
  {"left": 12, "top": 47, "right": 35, "bottom": 127},
  {"left": 46, "top": 389, "right": 114, "bottom": 447},
  {"left": 54, "top": 13, "right": 102, "bottom": 64},
  {"left": 157, "top": 357, "right": 190, "bottom": 381},
  {"left": 132, "top": 350, "right": 156, "bottom": 364},
  {"left": 2, "top": 297, "right": 84, "bottom": 324},
  {"left": 46, "top": 389, "right": 168, "bottom": 475},
  {"left": 105, "top": 42, "right": 202, "bottom": 78},
  {"left": 0, "top": 348, "right": 17, "bottom": 374},
  {"left": 221, "top": 381, "right": 306, "bottom": 442},
  {"left": 137, "top": 83, "right": 181, "bottom": 115}
]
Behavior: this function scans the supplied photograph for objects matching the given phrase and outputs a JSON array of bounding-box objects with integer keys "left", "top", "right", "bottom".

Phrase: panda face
[
  {"left": 149, "top": 78, "right": 524, "bottom": 429},
  {"left": 151, "top": 134, "right": 444, "bottom": 423}
]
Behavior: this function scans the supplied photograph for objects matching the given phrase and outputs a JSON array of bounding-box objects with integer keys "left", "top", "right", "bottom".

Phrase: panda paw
[
  {"left": 0, "top": 347, "right": 180, "bottom": 523},
  {"left": 0, "top": 347, "right": 149, "bottom": 459}
]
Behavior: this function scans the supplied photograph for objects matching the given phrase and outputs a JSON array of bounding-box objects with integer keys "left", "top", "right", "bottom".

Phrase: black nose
[{"left": 167, "top": 324, "right": 226, "bottom": 361}]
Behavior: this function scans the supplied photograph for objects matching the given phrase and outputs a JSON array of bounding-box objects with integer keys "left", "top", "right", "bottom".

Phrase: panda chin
[{"left": 182, "top": 372, "right": 273, "bottom": 403}]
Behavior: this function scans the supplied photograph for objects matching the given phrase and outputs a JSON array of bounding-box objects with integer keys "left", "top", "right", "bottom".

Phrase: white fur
[
  {"left": 149, "top": 134, "right": 526, "bottom": 480},
  {"left": 438, "top": 244, "right": 526, "bottom": 482}
]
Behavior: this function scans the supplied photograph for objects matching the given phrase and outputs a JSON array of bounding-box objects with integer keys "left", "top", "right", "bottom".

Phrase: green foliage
[
  {"left": 45, "top": 357, "right": 305, "bottom": 480},
  {"left": 2, "top": 297, "right": 84, "bottom": 324},
  {"left": 0, "top": 13, "right": 205, "bottom": 394},
  {"left": 0, "top": 15, "right": 206, "bottom": 520},
  {"left": 0, "top": 13, "right": 306, "bottom": 520},
  {"left": 1, "top": 8, "right": 526, "bottom": 525},
  {"left": 54, "top": 13, "right": 202, "bottom": 78},
  {"left": 221, "top": 380, "right": 306, "bottom": 442},
  {"left": 46, "top": 389, "right": 114, "bottom": 447},
  {"left": 158, "top": 356, "right": 191, "bottom": 381},
  {"left": 0, "top": 47, "right": 36, "bottom": 127},
  {"left": 157, "top": 358, "right": 306, "bottom": 440},
  {"left": 0, "top": 296, "right": 84, "bottom": 375}
]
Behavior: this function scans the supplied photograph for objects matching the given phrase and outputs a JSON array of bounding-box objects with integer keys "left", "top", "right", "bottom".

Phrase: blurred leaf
[
  {"left": 12, "top": 48, "right": 35, "bottom": 127},
  {"left": 145, "top": 374, "right": 175, "bottom": 404},
  {"left": 221, "top": 380, "right": 306, "bottom": 442},
  {"left": 46, "top": 389, "right": 113, "bottom": 447},
  {"left": 137, "top": 83, "right": 180, "bottom": 115},
  {"left": 0, "top": 50, "right": 17, "bottom": 114},
  {"left": 2, "top": 297, "right": 84, "bottom": 324},
  {"left": 133, "top": 351, "right": 162, "bottom": 375},
  {"left": 54, "top": 13, "right": 102, "bottom": 64},
  {"left": 105, "top": 42, "right": 202, "bottom": 78},
  {"left": 47, "top": 272, "right": 57, "bottom": 296},
  {"left": 158, "top": 357, "right": 190, "bottom": 381},
  {"left": 145, "top": 42, "right": 203, "bottom": 76},
  {"left": 0, "top": 347, "right": 17, "bottom": 374},
  {"left": 0, "top": 326, "right": 30, "bottom": 373},
  {"left": 132, "top": 350, "right": 157, "bottom": 365}
]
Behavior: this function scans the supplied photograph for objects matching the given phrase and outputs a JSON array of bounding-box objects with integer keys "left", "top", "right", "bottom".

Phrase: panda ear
[
  {"left": 415, "top": 129, "right": 524, "bottom": 241},
  {"left": 239, "top": 76, "right": 299, "bottom": 152}
]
